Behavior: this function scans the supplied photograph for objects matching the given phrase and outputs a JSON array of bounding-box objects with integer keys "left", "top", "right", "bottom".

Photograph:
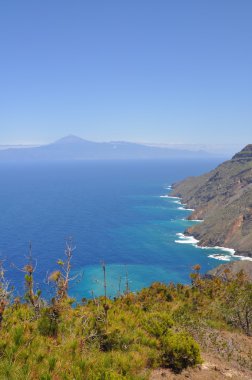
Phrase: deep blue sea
[{"left": 0, "top": 159, "right": 239, "bottom": 300}]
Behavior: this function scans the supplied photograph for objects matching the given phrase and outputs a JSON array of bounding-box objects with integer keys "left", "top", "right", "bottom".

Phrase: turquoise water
[
  {"left": 0, "top": 159, "right": 238, "bottom": 299},
  {"left": 73, "top": 196, "right": 238, "bottom": 299}
]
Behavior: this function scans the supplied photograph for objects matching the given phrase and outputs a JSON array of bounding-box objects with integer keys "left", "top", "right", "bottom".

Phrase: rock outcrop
[
  {"left": 171, "top": 145, "right": 252, "bottom": 258},
  {"left": 207, "top": 261, "right": 252, "bottom": 282}
]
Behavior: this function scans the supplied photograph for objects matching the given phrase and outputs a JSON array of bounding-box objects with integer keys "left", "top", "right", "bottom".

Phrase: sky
[{"left": 0, "top": 0, "right": 251, "bottom": 145}]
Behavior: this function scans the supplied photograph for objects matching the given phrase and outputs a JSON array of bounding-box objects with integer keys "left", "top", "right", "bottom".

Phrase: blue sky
[{"left": 0, "top": 0, "right": 251, "bottom": 145}]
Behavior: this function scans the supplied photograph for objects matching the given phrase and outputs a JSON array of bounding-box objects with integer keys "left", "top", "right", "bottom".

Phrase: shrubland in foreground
[{"left": 0, "top": 246, "right": 251, "bottom": 379}]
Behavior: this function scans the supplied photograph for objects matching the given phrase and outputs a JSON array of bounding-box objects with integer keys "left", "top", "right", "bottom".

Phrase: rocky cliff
[{"left": 171, "top": 145, "right": 252, "bottom": 258}]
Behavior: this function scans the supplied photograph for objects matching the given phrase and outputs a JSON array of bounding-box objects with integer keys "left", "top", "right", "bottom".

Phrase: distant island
[
  {"left": 0, "top": 135, "right": 215, "bottom": 162},
  {"left": 171, "top": 144, "right": 252, "bottom": 258}
]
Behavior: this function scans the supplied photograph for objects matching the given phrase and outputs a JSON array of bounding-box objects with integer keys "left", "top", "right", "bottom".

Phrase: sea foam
[
  {"left": 196, "top": 245, "right": 235, "bottom": 254},
  {"left": 182, "top": 219, "right": 203, "bottom": 222},
  {"left": 175, "top": 233, "right": 199, "bottom": 245},
  {"left": 208, "top": 254, "right": 232, "bottom": 261},
  {"left": 160, "top": 189, "right": 239, "bottom": 263},
  {"left": 235, "top": 255, "right": 252, "bottom": 262},
  {"left": 160, "top": 195, "right": 181, "bottom": 199},
  {"left": 178, "top": 206, "right": 195, "bottom": 211},
  {"left": 175, "top": 233, "right": 238, "bottom": 261}
]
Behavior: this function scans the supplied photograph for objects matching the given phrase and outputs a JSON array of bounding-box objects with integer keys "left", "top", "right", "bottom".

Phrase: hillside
[
  {"left": 207, "top": 261, "right": 252, "bottom": 282},
  {"left": 171, "top": 145, "right": 252, "bottom": 258},
  {"left": 0, "top": 135, "right": 212, "bottom": 162},
  {"left": 0, "top": 259, "right": 252, "bottom": 379}
]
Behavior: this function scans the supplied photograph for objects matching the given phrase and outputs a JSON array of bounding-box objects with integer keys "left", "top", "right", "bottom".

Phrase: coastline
[{"left": 164, "top": 188, "right": 252, "bottom": 262}]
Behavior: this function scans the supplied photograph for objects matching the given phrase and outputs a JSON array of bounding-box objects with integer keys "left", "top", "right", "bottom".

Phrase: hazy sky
[{"left": 0, "top": 1, "right": 251, "bottom": 144}]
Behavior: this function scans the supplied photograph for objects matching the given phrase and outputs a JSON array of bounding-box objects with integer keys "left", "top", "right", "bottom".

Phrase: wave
[
  {"left": 175, "top": 233, "right": 199, "bottom": 245},
  {"left": 178, "top": 206, "right": 195, "bottom": 211},
  {"left": 160, "top": 194, "right": 194, "bottom": 212},
  {"left": 208, "top": 254, "right": 232, "bottom": 261},
  {"left": 160, "top": 195, "right": 181, "bottom": 199},
  {"left": 234, "top": 255, "right": 252, "bottom": 262},
  {"left": 198, "top": 245, "right": 252, "bottom": 261},
  {"left": 196, "top": 245, "right": 235, "bottom": 254},
  {"left": 174, "top": 233, "right": 239, "bottom": 261}
]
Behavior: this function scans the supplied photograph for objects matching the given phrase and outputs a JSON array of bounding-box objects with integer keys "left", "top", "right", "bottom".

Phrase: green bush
[
  {"left": 3, "top": 269, "right": 252, "bottom": 379},
  {"left": 48, "top": 357, "right": 57, "bottom": 372},
  {"left": 143, "top": 312, "right": 174, "bottom": 338},
  {"left": 38, "top": 309, "right": 58, "bottom": 337},
  {"left": 98, "top": 328, "right": 133, "bottom": 352},
  {"left": 13, "top": 326, "right": 24, "bottom": 346},
  {"left": 161, "top": 331, "right": 201, "bottom": 372}
]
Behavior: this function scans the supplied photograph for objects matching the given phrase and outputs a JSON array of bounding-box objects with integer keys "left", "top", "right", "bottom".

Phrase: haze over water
[{"left": 0, "top": 159, "right": 239, "bottom": 299}]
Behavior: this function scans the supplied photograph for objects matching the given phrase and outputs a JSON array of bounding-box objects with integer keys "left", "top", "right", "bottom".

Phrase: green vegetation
[{"left": 0, "top": 250, "right": 251, "bottom": 379}]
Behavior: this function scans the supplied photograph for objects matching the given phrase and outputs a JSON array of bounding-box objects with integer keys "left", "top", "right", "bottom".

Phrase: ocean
[{"left": 0, "top": 158, "right": 239, "bottom": 300}]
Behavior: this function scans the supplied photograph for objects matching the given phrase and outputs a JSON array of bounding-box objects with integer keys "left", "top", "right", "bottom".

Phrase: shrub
[
  {"left": 48, "top": 357, "right": 57, "bottom": 372},
  {"left": 13, "top": 326, "right": 24, "bottom": 346},
  {"left": 143, "top": 312, "right": 174, "bottom": 338},
  {"left": 161, "top": 331, "right": 201, "bottom": 372},
  {"left": 38, "top": 308, "right": 59, "bottom": 337},
  {"left": 98, "top": 328, "right": 132, "bottom": 352},
  {"left": 40, "top": 374, "right": 51, "bottom": 380},
  {"left": 221, "top": 282, "right": 252, "bottom": 336}
]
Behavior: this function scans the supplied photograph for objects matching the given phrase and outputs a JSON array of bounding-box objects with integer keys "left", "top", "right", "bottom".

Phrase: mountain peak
[
  {"left": 232, "top": 144, "right": 252, "bottom": 160},
  {"left": 53, "top": 135, "right": 87, "bottom": 144}
]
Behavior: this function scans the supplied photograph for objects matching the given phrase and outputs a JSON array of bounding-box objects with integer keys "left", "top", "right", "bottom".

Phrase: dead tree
[
  {"left": 49, "top": 238, "right": 78, "bottom": 302},
  {"left": 13, "top": 242, "right": 41, "bottom": 315}
]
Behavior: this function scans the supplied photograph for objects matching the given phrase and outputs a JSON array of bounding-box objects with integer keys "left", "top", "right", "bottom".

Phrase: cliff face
[{"left": 171, "top": 145, "right": 252, "bottom": 257}]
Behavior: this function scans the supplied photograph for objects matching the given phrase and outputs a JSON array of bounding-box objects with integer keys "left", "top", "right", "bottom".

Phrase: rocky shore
[{"left": 171, "top": 145, "right": 252, "bottom": 258}]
